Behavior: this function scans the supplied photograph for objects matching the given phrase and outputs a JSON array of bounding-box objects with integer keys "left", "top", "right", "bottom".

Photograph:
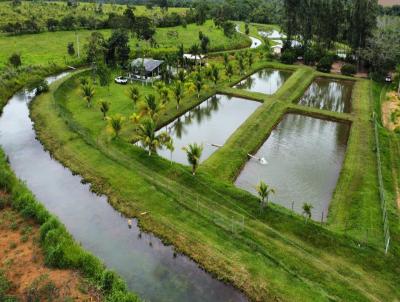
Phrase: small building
[
  {"left": 130, "top": 58, "right": 164, "bottom": 80},
  {"left": 271, "top": 45, "right": 283, "bottom": 55},
  {"left": 183, "top": 53, "right": 206, "bottom": 65}
]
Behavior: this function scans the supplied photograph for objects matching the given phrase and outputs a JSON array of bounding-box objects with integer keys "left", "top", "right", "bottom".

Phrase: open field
[
  {"left": 0, "top": 20, "right": 250, "bottom": 68},
  {"left": 28, "top": 50, "right": 400, "bottom": 300}
]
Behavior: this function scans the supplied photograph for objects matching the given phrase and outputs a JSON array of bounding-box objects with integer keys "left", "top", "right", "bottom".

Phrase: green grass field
[
  {"left": 29, "top": 51, "right": 400, "bottom": 301},
  {"left": 0, "top": 20, "right": 250, "bottom": 68}
]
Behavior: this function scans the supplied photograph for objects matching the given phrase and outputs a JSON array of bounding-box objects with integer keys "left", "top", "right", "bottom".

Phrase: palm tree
[
  {"left": 141, "top": 94, "right": 164, "bottom": 120},
  {"left": 226, "top": 63, "right": 234, "bottom": 81},
  {"left": 159, "top": 87, "right": 170, "bottom": 105},
  {"left": 238, "top": 55, "right": 245, "bottom": 75},
  {"left": 256, "top": 181, "right": 275, "bottom": 211},
  {"left": 248, "top": 52, "right": 254, "bottom": 68},
  {"left": 194, "top": 73, "right": 203, "bottom": 98},
  {"left": 130, "top": 112, "right": 141, "bottom": 134},
  {"left": 182, "top": 143, "right": 203, "bottom": 175},
  {"left": 211, "top": 64, "right": 220, "bottom": 86},
  {"left": 135, "top": 118, "right": 170, "bottom": 156},
  {"left": 302, "top": 203, "right": 313, "bottom": 222},
  {"left": 173, "top": 81, "right": 183, "bottom": 109},
  {"left": 106, "top": 114, "right": 125, "bottom": 138},
  {"left": 165, "top": 138, "right": 175, "bottom": 164},
  {"left": 223, "top": 53, "right": 229, "bottom": 68},
  {"left": 178, "top": 70, "right": 186, "bottom": 82},
  {"left": 81, "top": 84, "right": 95, "bottom": 108},
  {"left": 129, "top": 85, "right": 140, "bottom": 110},
  {"left": 190, "top": 44, "right": 200, "bottom": 65},
  {"left": 100, "top": 100, "right": 109, "bottom": 120}
]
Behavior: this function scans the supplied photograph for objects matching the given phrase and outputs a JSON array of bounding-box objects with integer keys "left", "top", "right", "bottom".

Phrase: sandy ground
[
  {"left": 0, "top": 201, "right": 101, "bottom": 301},
  {"left": 382, "top": 91, "right": 400, "bottom": 131}
]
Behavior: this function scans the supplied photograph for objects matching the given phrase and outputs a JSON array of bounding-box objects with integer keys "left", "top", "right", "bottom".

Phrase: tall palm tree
[
  {"left": 81, "top": 84, "right": 95, "bottom": 108},
  {"left": 130, "top": 112, "right": 141, "bottom": 134},
  {"left": 165, "top": 138, "right": 175, "bottom": 164},
  {"left": 226, "top": 63, "right": 234, "bottom": 81},
  {"left": 135, "top": 118, "right": 170, "bottom": 156},
  {"left": 173, "top": 81, "right": 184, "bottom": 109},
  {"left": 129, "top": 85, "right": 140, "bottom": 110},
  {"left": 194, "top": 73, "right": 203, "bottom": 98},
  {"left": 100, "top": 100, "right": 109, "bottom": 120},
  {"left": 159, "top": 87, "right": 170, "bottom": 105},
  {"left": 211, "top": 64, "right": 220, "bottom": 86},
  {"left": 238, "top": 55, "right": 245, "bottom": 75},
  {"left": 178, "top": 70, "right": 186, "bottom": 82},
  {"left": 302, "top": 203, "right": 313, "bottom": 222},
  {"left": 190, "top": 44, "right": 200, "bottom": 65},
  {"left": 248, "top": 52, "right": 254, "bottom": 68},
  {"left": 141, "top": 94, "right": 164, "bottom": 120},
  {"left": 223, "top": 53, "right": 229, "bottom": 68},
  {"left": 106, "top": 114, "right": 125, "bottom": 138},
  {"left": 256, "top": 181, "right": 275, "bottom": 211},
  {"left": 182, "top": 143, "right": 203, "bottom": 175}
]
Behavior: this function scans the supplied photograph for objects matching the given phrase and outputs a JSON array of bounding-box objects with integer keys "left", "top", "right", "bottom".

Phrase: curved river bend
[{"left": 0, "top": 73, "right": 247, "bottom": 302}]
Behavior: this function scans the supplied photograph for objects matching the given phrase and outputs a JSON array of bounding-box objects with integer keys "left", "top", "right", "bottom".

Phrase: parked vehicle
[
  {"left": 115, "top": 76, "right": 128, "bottom": 84},
  {"left": 385, "top": 75, "right": 392, "bottom": 83}
]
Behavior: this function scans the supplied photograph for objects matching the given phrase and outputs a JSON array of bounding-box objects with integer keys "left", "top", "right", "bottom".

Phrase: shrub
[
  {"left": 8, "top": 53, "right": 21, "bottom": 68},
  {"left": 304, "top": 48, "right": 317, "bottom": 65},
  {"left": 317, "top": 55, "right": 334, "bottom": 73},
  {"left": 280, "top": 49, "right": 296, "bottom": 64},
  {"left": 35, "top": 79, "right": 49, "bottom": 95},
  {"left": 45, "top": 243, "right": 70, "bottom": 268},
  {"left": 341, "top": 64, "right": 357, "bottom": 76},
  {"left": 40, "top": 217, "right": 61, "bottom": 242}
]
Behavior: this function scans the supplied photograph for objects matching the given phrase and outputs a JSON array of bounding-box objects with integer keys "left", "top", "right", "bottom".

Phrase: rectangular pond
[
  {"left": 235, "top": 114, "right": 350, "bottom": 220},
  {"left": 298, "top": 78, "right": 354, "bottom": 113},
  {"left": 233, "top": 69, "right": 292, "bottom": 95},
  {"left": 157, "top": 94, "right": 261, "bottom": 165}
]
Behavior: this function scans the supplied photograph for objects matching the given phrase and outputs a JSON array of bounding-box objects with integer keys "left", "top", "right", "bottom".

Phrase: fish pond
[{"left": 235, "top": 114, "right": 350, "bottom": 220}]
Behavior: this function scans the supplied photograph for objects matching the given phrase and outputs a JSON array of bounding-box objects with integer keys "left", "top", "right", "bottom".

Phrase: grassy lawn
[
  {"left": 29, "top": 53, "right": 400, "bottom": 301},
  {"left": 0, "top": 20, "right": 250, "bottom": 68}
]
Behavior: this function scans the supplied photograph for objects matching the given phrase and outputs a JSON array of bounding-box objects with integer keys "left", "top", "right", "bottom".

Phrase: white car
[
  {"left": 385, "top": 75, "right": 392, "bottom": 83},
  {"left": 115, "top": 76, "right": 128, "bottom": 84}
]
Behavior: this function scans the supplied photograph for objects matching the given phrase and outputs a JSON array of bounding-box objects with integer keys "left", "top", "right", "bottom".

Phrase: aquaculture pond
[
  {"left": 298, "top": 77, "right": 354, "bottom": 113},
  {"left": 157, "top": 94, "right": 260, "bottom": 165},
  {"left": 235, "top": 114, "right": 350, "bottom": 220},
  {"left": 0, "top": 74, "right": 248, "bottom": 302},
  {"left": 234, "top": 69, "right": 292, "bottom": 95}
]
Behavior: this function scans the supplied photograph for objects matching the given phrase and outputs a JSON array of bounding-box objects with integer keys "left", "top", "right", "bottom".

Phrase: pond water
[
  {"left": 235, "top": 114, "right": 350, "bottom": 220},
  {"left": 0, "top": 73, "right": 248, "bottom": 302},
  {"left": 157, "top": 94, "right": 260, "bottom": 165},
  {"left": 234, "top": 69, "right": 292, "bottom": 95},
  {"left": 298, "top": 78, "right": 354, "bottom": 113}
]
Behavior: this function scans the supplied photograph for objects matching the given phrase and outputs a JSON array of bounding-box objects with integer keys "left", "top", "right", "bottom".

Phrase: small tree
[
  {"left": 226, "top": 63, "right": 234, "bottom": 81},
  {"left": 165, "top": 138, "right": 175, "bottom": 164},
  {"left": 182, "top": 143, "right": 203, "bottom": 175},
  {"left": 211, "top": 64, "right": 220, "bottom": 85},
  {"left": 9, "top": 53, "right": 21, "bottom": 68},
  {"left": 302, "top": 203, "right": 313, "bottom": 222},
  {"left": 245, "top": 23, "right": 250, "bottom": 35},
  {"left": 159, "top": 87, "right": 170, "bottom": 105},
  {"left": 194, "top": 73, "right": 203, "bottom": 98},
  {"left": 173, "top": 81, "right": 183, "bottom": 109},
  {"left": 67, "top": 42, "right": 75, "bottom": 56},
  {"left": 129, "top": 85, "right": 140, "bottom": 109},
  {"left": 238, "top": 55, "right": 245, "bottom": 75},
  {"left": 141, "top": 94, "right": 164, "bottom": 120},
  {"left": 223, "top": 53, "right": 229, "bottom": 68},
  {"left": 106, "top": 114, "right": 125, "bottom": 138},
  {"left": 248, "top": 52, "right": 254, "bottom": 68},
  {"left": 97, "top": 64, "right": 111, "bottom": 92},
  {"left": 81, "top": 84, "right": 95, "bottom": 108},
  {"left": 135, "top": 118, "right": 170, "bottom": 156},
  {"left": 256, "top": 181, "right": 275, "bottom": 212},
  {"left": 100, "top": 100, "right": 109, "bottom": 120}
]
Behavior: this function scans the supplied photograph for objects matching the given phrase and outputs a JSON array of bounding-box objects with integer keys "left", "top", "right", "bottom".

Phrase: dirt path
[
  {"left": 0, "top": 203, "right": 101, "bottom": 301},
  {"left": 382, "top": 91, "right": 400, "bottom": 131}
]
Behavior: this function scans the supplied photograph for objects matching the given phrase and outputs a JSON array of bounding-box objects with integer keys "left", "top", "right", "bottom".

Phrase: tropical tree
[
  {"left": 81, "top": 84, "right": 95, "bottom": 108},
  {"left": 226, "top": 63, "right": 234, "bottom": 81},
  {"left": 223, "top": 53, "right": 229, "bottom": 68},
  {"left": 141, "top": 94, "right": 164, "bottom": 120},
  {"left": 256, "top": 181, "right": 275, "bottom": 211},
  {"left": 173, "top": 81, "right": 184, "bottom": 109},
  {"left": 302, "top": 203, "right": 313, "bottom": 222},
  {"left": 135, "top": 118, "right": 170, "bottom": 156},
  {"left": 238, "top": 55, "right": 245, "bottom": 75},
  {"left": 194, "top": 73, "right": 203, "bottom": 98},
  {"left": 159, "top": 87, "right": 170, "bottom": 105},
  {"left": 178, "top": 69, "right": 186, "bottom": 82},
  {"left": 100, "top": 100, "right": 109, "bottom": 120},
  {"left": 165, "top": 138, "right": 175, "bottom": 164},
  {"left": 106, "top": 114, "right": 125, "bottom": 138},
  {"left": 248, "top": 52, "right": 254, "bottom": 68},
  {"left": 182, "top": 143, "right": 203, "bottom": 175},
  {"left": 128, "top": 85, "right": 140, "bottom": 109},
  {"left": 189, "top": 44, "right": 200, "bottom": 65},
  {"left": 211, "top": 64, "right": 220, "bottom": 85}
]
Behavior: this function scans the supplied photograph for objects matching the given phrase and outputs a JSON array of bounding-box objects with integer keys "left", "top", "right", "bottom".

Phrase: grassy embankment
[
  {"left": 0, "top": 20, "right": 250, "bottom": 68},
  {"left": 31, "top": 56, "right": 400, "bottom": 301}
]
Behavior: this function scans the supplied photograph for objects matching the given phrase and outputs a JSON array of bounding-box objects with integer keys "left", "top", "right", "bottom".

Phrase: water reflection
[
  {"left": 234, "top": 69, "right": 292, "bottom": 95},
  {"left": 298, "top": 78, "right": 353, "bottom": 113},
  {"left": 0, "top": 75, "right": 248, "bottom": 302},
  {"left": 235, "top": 114, "right": 350, "bottom": 220},
  {"left": 157, "top": 94, "right": 260, "bottom": 165}
]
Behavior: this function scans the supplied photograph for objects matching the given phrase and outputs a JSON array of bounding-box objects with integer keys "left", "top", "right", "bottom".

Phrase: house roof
[
  {"left": 131, "top": 58, "right": 164, "bottom": 72},
  {"left": 183, "top": 54, "right": 205, "bottom": 60}
]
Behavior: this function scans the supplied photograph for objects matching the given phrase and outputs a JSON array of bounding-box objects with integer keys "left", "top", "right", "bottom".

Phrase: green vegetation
[{"left": 29, "top": 50, "right": 400, "bottom": 300}]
